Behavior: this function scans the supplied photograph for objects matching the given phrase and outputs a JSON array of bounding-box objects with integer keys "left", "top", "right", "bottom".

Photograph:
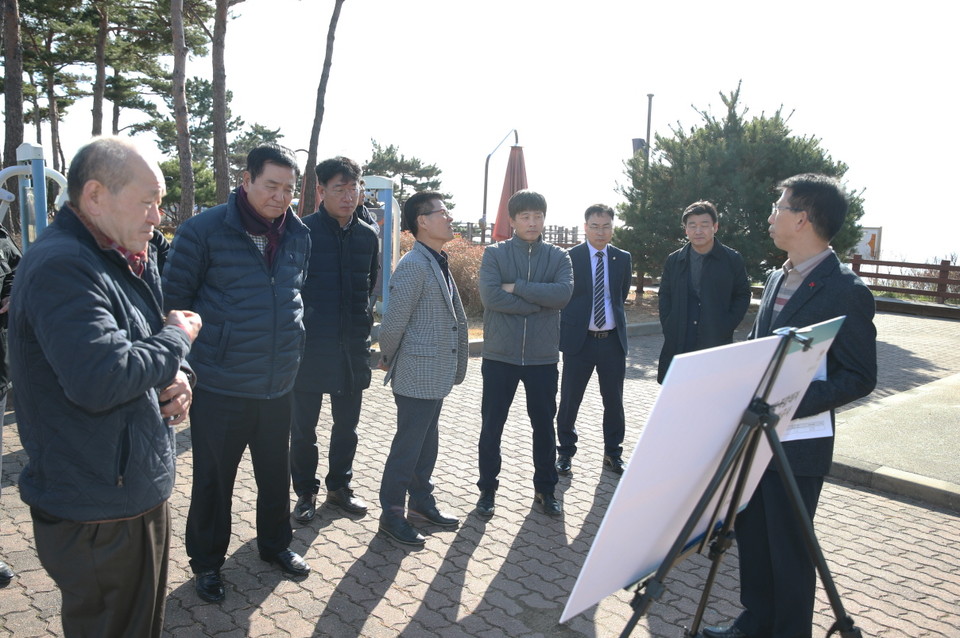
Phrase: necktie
[{"left": 593, "top": 251, "right": 606, "bottom": 329}]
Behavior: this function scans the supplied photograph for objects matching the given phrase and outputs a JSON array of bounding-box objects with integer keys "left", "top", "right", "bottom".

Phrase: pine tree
[
  {"left": 617, "top": 84, "right": 864, "bottom": 283},
  {"left": 363, "top": 139, "right": 452, "bottom": 209}
]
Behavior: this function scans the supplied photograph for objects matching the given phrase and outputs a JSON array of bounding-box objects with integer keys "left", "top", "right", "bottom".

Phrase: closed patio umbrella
[{"left": 491, "top": 145, "right": 528, "bottom": 242}]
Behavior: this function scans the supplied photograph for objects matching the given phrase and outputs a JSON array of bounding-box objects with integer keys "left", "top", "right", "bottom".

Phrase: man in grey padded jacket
[{"left": 475, "top": 189, "right": 573, "bottom": 518}]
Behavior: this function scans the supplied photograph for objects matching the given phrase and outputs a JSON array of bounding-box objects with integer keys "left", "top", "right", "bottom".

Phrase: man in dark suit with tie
[
  {"left": 555, "top": 204, "right": 632, "bottom": 476},
  {"left": 703, "top": 174, "right": 877, "bottom": 638}
]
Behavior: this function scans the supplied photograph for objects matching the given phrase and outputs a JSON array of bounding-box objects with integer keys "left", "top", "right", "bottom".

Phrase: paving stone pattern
[{"left": 1, "top": 312, "right": 958, "bottom": 637}]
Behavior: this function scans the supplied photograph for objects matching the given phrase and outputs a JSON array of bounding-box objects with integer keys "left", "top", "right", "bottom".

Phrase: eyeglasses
[
  {"left": 420, "top": 208, "right": 452, "bottom": 218},
  {"left": 587, "top": 224, "right": 613, "bottom": 232},
  {"left": 328, "top": 184, "right": 361, "bottom": 197},
  {"left": 771, "top": 203, "right": 803, "bottom": 216}
]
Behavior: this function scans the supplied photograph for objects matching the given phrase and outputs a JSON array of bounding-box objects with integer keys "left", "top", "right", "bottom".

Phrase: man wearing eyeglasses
[
  {"left": 656, "top": 200, "right": 750, "bottom": 384},
  {"left": 376, "top": 191, "right": 468, "bottom": 546},
  {"left": 290, "top": 156, "right": 379, "bottom": 524},
  {"left": 703, "top": 174, "right": 877, "bottom": 638},
  {"left": 555, "top": 204, "right": 632, "bottom": 478}
]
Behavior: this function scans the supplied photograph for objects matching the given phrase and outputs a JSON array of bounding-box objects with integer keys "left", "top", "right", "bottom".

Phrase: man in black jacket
[
  {"left": 290, "top": 156, "right": 379, "bottom": 522},
  {"left": 657, "top": 201, "right": 751, "bottom": 383},
  {"left": 703, "top": 175, "right": 877, "bottom": 638},
  {"left": 10, "top": 137, "right": 201, "bottom": 636}
]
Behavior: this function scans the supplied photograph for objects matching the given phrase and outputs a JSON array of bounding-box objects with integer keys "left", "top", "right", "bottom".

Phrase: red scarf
[{"left": 236, "top": 186, "right": 287, "bottom": 268}]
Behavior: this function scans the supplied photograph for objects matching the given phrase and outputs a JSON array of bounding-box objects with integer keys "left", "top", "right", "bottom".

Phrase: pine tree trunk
[
  {"left": 111, "top": 71, "right": 121, "bottom": 135},
  {"left": 171, "top": 0, "right": 194, "bottom": 224},
  {"left": 91, "top": 3, "right": 108, "bottom": 136},
  {"left": 212, "top": 0, "right": 230, "bottom": 202},
  {"left": 302, "top": 0, "right": 345, "bottom": 216},
  {"left": 3, "top": 0, "right": 24, "bottom": 232},
  {"left": 45, "top": 71, "right": 61, "bottom": 173}
]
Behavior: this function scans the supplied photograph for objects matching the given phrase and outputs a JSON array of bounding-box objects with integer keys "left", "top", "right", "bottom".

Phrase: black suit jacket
[
  {"left": 657, "top": 240, "right": 750, "bottom": 383},
  {"left": 750, "top": 252, "right": 877, "bottom": 476},
  {"left": 560, "top": 242, "right": 632, "bottom": 356}
]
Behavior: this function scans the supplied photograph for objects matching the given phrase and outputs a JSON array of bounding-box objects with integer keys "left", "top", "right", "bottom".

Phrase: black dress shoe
[
  {"left": 378, "top": 517, "right": 426, "bottom": 546},
  {"left": 701, "top": 625, "right": 750, "bottom": 638},
  {"left": 195, "top": 569, "right": 225, "bottom": 603},
  {"left": 475, "top": 490, "right": 496, "bottom": 517},
  {"left": 293, "top": 493, "right": 317, "bottom": 523},
  {"left": 534, "top": 492, "right": 562, "bottom": 516},
  {"left": 0, "top": 560, "right": 15, "bottom": 588},
  {"left": 555, "top": 455, "right": 572, "bottom": 475},
  {"left": 261, "top": 549, "right": 311, "bottom": 577},
  {"left": 408, "top": 505, "right": 459, "bottom": 528},
  {"left": 603, "top": 455, "right": 626, "bottom": 475},
  {"left": 326, "top": 487, "right": 368, "bottom": 515}
]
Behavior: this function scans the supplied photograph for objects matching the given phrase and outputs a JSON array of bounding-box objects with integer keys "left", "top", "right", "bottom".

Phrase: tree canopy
[
  {"left": 616, "top": 84, "right": 864, "bottom": 282},
  {"left": 362, "top": 139, "right": 453, "bottom": 209}
]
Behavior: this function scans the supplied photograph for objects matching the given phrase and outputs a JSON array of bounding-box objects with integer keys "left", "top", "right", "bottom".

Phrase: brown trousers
[{"left": 32, "top": 501, "right": 170, "bottom": 638}]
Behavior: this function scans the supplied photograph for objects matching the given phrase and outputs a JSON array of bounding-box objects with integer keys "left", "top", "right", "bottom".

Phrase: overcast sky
[{"left": 54, "top": 0, "right": 958, "bottom": 263}]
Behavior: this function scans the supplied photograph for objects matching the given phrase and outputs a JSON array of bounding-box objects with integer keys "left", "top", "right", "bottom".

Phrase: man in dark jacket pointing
[{"left": 10, "top": 137, "right": 201, "bottom": 637}]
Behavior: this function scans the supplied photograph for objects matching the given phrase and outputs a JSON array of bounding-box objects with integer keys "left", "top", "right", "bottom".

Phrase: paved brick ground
[{"left": 1, "top": 311, "right": 958, "bottom": 637}]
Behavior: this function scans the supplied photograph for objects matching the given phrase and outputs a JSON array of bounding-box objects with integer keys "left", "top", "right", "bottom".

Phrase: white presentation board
[{"left": 561, "top": 317, "right": 844, "bottom": 623}]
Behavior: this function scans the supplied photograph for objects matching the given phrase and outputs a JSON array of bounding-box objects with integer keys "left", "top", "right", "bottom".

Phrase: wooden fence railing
[
  {"left": 455, "top": 222, "right": 581, "bottom": 247},
  {"left": 850, "top": 255, "right": 960, "bottom": 304}
]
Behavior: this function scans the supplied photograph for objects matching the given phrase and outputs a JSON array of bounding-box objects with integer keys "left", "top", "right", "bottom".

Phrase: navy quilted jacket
[
  {"left": 10, "top": 205, "right": 193, "bottom": 522},
  {"left": 163, "top": 191, "right": 310, "bottom": 398},
  {"left": 294, "top": 207, "right": 378, "bottom": 395}
]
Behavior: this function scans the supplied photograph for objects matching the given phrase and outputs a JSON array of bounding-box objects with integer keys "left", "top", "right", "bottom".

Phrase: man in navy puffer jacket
[
  {"left": 10, "top": 137, "right": 201, "bottom": 637},
  {"left": 290, "top": 156, "right": 379, "bottom": 523},
  {"left": 163, "top": 144, "right": 311, "bottom": 603}
]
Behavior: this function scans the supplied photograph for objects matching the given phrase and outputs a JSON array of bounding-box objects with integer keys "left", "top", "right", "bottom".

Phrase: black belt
[{"left": 588, "top": 330, "right": 612, "bottom": 339}]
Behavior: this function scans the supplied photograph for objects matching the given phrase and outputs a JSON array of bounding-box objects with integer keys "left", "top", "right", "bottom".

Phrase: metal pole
[
  {"left": 481, "top": 129, "right": 518, "bottom": 244},
  {"left": 17, "top": 143, "right": 49, "bottom": 251},
  {"left": 644, "top": 94, "right": 654, "bottom": 171},
  {"left": 381, "top": 191, "right": 393, "bottom": 313}
]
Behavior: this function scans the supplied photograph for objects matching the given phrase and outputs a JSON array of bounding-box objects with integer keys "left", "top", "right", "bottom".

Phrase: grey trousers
[{"left": 378, "top": 394, "right": 444, "bottom": 519}]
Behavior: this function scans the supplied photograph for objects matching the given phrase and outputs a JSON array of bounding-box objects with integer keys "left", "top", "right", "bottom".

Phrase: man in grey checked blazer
[{"left": 377, "top": 191, "right": 469, "bottom": 546}]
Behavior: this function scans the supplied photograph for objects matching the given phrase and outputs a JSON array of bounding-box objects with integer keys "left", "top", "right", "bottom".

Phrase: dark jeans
[
  {"left": 290, "top": 389, "right": 363, "bottom": 495},
  {"left": 378, "top": 394, "right": 443, "bottom": 519},
  {"left": 32, "top": 502, "right": 170, "bottom": 638},
  {"left": 477, "top": 359, "right": 559, "bottom": 495},
  {"left": 556, "top": 335, "right": 626, "bottom": 458},
  {"left": 734, "top": 469, "right": 825, "bottom": 638},
  {"left": 185, "top": 388, "right": 293, "bottom": 572}
]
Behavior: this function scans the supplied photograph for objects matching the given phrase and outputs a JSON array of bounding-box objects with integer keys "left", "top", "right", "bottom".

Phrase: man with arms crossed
[
  {"left": 290, "top": 156, "right": 378, "bottom": 522},
  {"left": 657, "top": 200, "right": 750, "bottom": 384},
  {"left": 378, "top": 191, "right": 468, "bottom": 546},
  {"left": 476, "top": 189, "right": 573, "bottom": 517},
  {"left": 555, "top": 204, "right": 632, "bottom": 477},
  {"left": 10, "top": 137, "right": 201, "bottom": 637},
  {"left": 164, "top": 143, "right": 312, "bottom": 603},
  {"left": 703, "top": 174, "right": 877, "bottom": 638}
]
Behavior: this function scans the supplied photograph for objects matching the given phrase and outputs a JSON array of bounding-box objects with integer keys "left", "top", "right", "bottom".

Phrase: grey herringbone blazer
[{"left": 380, "top": 241, "right": 469, "bottom": 400}]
